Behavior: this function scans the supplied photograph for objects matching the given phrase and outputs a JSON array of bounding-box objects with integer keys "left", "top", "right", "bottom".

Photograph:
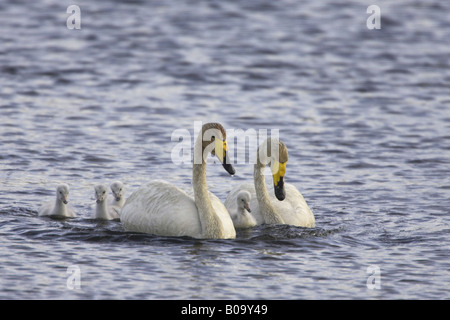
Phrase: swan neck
[
  {"left": 193, "top": 136, "right": 225, "bottom": 238},
  {"left": 54, "top": 199, "right": 67, "bottom": 215},
  {"left": 114, "top": 197, "right": 124, "bottom": 207},
  {"left": 96, "top": 200, "right": 107, "bottom": 217},
  {"left": 254, "top": 160, "right": 284, "bottom": 224}
]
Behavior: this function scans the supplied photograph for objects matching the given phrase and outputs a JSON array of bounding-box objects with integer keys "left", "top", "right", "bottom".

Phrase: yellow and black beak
[
  {"left": 272, "top": 161, "right": 286, "bottom": 201},
  {"left": 215, "top": 138, "right": 235, "bottom": 175}
]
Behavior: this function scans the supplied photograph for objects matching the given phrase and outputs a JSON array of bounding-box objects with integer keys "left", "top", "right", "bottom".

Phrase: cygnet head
[
  {"left": 110, "top": 181, "right": 124, "bottom": 202},
  {"left": 94, "top": 184, "right": 108, "bottom": 203},
  {"left": 56, "top": 184, "right": 70, "bottom": 204},
  {"left": 237, "top": 190, "right": 251, "bottom": 213}
]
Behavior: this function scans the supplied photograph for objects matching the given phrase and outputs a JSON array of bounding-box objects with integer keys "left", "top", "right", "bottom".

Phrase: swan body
[
  {"left": 225, "top": 138, "right": 315, "bottom": 228},
  {"left": 225, "top": 183, "right": 315, "bottom": 227},
  {"left": 38, "top": 184, "right": 76, "bottom": 218},
  {"left": 109, "top": 181, "right": 125, "bottom": 208},
  {"left": 120, "top": 122, "right": 237, "bottom": 239},
  {"left": 93, "top": 184, "right": 120, "bottom": 220},
  {"left": 121, "top": 180, "right": 235, "bottom": 237},
  {"left": 228, "top": 190, "right": 256, "bottom": 229}
]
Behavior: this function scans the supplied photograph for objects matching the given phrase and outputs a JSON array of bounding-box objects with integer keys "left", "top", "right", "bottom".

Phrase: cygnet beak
[{"left": 244, "top": 203, "right": 251, "bottom": 213}]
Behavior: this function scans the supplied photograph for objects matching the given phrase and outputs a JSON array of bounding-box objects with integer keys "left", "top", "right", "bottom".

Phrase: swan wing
[
  {"left": 120, "top": 180, "right": 202, "bottom": 238},
  {"left": 271, "top": 183, "right": 315, "bottom": 227}
]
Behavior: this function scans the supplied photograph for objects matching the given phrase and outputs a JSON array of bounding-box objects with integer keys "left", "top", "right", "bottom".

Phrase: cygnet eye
[{"left": 103, "top": 191, "right": 106, "bottom": 194}]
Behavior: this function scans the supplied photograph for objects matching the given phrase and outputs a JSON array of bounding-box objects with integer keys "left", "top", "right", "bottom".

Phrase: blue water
[{"left": 0, "top": 0, "right": 449, "bottom": 299}]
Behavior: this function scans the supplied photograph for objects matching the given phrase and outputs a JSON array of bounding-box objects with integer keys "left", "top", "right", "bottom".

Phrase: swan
[
  {"left": 120, "top": 122, "right": 237, "bottom": 239},
  {"left": 92, "top": 184, "right": 120, "bottom": 220},
  {"left": 228, "top": 190, "right": 257, "bottom": 229},
  {"left": 38, "top": 184, "right": 76, "bottom": 218},
  {"left": 225, "top": 137, "right": 315, "bottom": 227},
  {"left": 109, "top": 181, "right": 125, "bottom": 208}
]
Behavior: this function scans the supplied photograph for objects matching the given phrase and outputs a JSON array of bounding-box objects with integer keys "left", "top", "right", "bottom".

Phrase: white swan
[
  {"left": 109, "top": 181, "right": 125, "bottom": 208},
  {"left": 92, "top": 184, "right": 120, "bottom": 220},
  {"left": 38, "top": 184, "right": 76, "bottom": 218},
  {"left": 225, "top": 137, "right": 315, "bottom": 227},
  {"left": 120, "top": 122, "right": 237, "bottom": 239},
  {"left": 228, "top": 190, "right": 257, "bottom": 229}
]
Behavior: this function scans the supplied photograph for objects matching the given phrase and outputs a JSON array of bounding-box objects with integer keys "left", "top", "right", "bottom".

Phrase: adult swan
[
  {"left": 120, "top": 123, "right": 237, "bottom": 239},
  {"left": 225, "top": 137, "right": 315, "bottom": 227}
]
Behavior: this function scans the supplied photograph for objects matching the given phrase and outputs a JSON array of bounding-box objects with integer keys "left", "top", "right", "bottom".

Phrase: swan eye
[
  {"left": 211, "top": 135, "right": 215, "bottom": 141},
  {"left": 103, "top": 191, "right": 106, "bottom": 194}
]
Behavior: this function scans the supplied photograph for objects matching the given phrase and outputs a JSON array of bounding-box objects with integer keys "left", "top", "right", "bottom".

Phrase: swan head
[
  {"left": 258, "top": 137, "right": 289, "bottom": 201},
  {"left": 200, "top": 122, "right": 235, "bottom": 175},
  {"left": 110, "top": 181, "right": 124, "bottom": 202},
  {"left": 56, "top": 184, "right": 70, "bottom": 204},
  {"left": 237, "top": 190, "right": 252, "bottom": 213},
  {"left": 94, "top": 184, "right": 108, "bottom": 203}
]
